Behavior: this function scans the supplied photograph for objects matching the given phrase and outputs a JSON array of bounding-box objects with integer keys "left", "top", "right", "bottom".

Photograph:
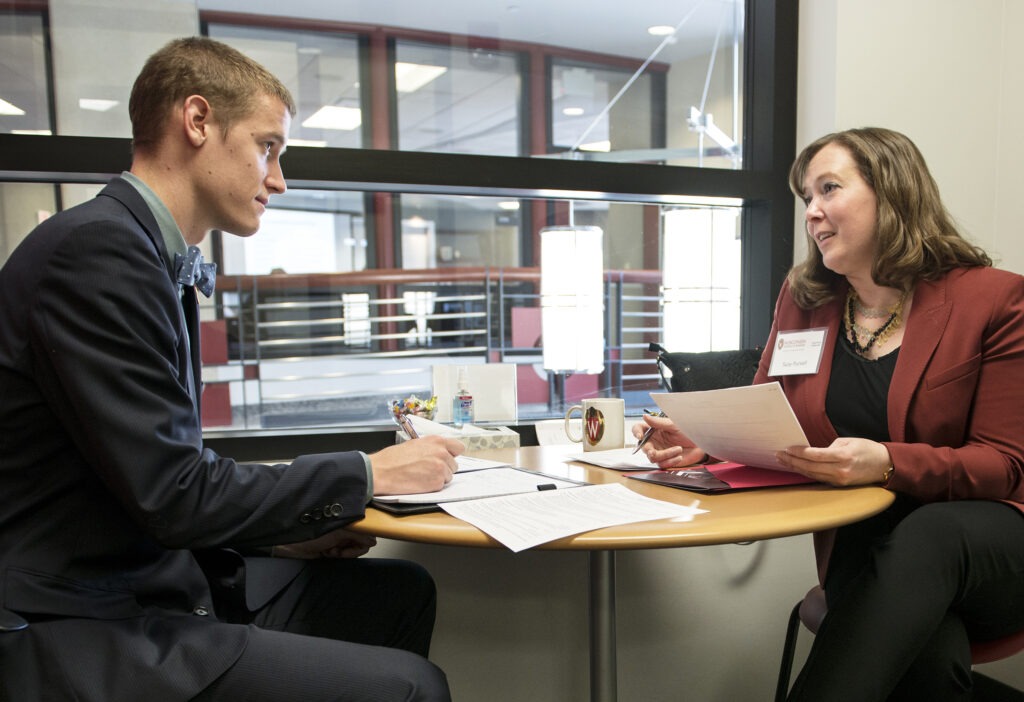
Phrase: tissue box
[{"left": 395, "top": 421, "right": 520, "bottom": 451}]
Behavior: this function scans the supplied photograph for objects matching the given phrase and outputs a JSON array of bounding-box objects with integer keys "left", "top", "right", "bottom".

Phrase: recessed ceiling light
[
  {"left": 579, "top": 140, "right": 611, "bottom": 152},
  {"left": 79, "top": 98, "right": 119, "bottom": 112},
  {"left": 648, "top": 25, "right": 675, "bottom": 36},
  {"left": 562, "top": 107, "right": 585, "bottom": 117},
  {"left": 395, "top": 62, "right": 447, "bottom": 93},
  {"left": 498, "top": 201, "right": 521, "bottom": 211},
  {"left": 11, "top": 129, "right": 51, "bottom": 135},
  {"left": 286, "top": 138, "right": 328, "bottom": 148},
  {"left": 0, "top": 97, "right": 25, "bottom": 116},
  {"left": 302, "top": 105, "right": 362, "bottom": 131}
]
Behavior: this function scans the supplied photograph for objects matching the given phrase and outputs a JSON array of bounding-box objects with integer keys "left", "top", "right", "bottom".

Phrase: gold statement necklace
[{"left": 845, "top": 288, "right": 906, "bottom": 356}]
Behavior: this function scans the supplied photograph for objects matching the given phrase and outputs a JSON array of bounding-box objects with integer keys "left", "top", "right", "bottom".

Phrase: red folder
[{"left": 629, "top": 461, "right": 815, "bottom": 492}]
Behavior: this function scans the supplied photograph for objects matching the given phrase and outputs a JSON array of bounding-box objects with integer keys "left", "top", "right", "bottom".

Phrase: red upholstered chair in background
[{"left": 775, "top": 585, "right": 1024, "bottom": 701}]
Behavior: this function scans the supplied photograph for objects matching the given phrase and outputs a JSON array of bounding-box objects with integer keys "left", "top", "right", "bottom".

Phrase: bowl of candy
[{"left": 389, "top": 394, "right": 437, "bottom": 422}]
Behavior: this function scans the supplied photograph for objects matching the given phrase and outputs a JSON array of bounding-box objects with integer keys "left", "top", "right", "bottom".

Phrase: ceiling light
[
  {"left": 0, "top": 98, "right": 25, "bottom": 116},
  {"left": 11, "top": 129, "right": 51, "bottom": 135},
  {"left": 286, "top": 138, "right": 328, "bottom": 148},
  {"left": 579, "top": 140, "right": 611, "bottom": 152},
  {"left": 562, "top": 107, "right": 585, "bottom": 117},
  {"left": 648, "top": 25, "right": 675, "bottom": 36},
  {"left": 79, "top": 98, "right": 119, "bottom": 112},
  {"left": 498, "top": 201, "right": 521, "bottom": 211},
  {"left": 395, "top": 62, "right": 447, "bottom": 93},
  {"left": 302, "top": 105, "right": 362, "bottom": 131}
]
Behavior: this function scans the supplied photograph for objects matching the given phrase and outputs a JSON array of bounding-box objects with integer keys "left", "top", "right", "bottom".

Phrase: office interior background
[{"left": 1, "top": 0, "right": 1022, "bottom": 700}]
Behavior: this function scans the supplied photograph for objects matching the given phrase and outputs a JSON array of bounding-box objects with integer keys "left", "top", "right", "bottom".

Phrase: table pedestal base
[{"left": 590, "top": 550, "right": 617, "bottom": 702}]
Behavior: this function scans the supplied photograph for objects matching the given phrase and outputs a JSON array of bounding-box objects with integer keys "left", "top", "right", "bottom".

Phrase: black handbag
[{"left": 649, "top": 343, "right": 762, "bottom": 392}]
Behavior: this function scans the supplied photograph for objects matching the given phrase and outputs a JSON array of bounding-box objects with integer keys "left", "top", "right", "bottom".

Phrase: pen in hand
[
  {"left": 395, "top": 412, "right": 420, "bottom": 440},
  {"left": 633, "top": 409, "right": 667, "bottom": 454}
]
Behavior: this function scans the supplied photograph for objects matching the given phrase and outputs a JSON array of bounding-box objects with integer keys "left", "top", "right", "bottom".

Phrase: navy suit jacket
[
  {"left": 754, "top": 269, "right": 1024, "bottom": 578},
  {"left": 0, "top": 177, "right": 371, "bottom": 700}
]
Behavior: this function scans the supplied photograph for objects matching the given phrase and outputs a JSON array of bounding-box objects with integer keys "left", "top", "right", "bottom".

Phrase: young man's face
[{"left": 194, "top": 93, "right": 290, "bottom": 237}]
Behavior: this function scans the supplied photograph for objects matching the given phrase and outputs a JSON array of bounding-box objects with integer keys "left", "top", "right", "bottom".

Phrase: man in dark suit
[{"left": 0, "top": 37, "right": 461, "bottom": 701}]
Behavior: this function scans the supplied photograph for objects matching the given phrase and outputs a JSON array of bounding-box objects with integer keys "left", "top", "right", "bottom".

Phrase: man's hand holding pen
[
  {"left": 371, "top": 414, "right": 464, "bottom": 495},
  {"left": 631, "top": 411, "right": 707, "bottom": 469}
]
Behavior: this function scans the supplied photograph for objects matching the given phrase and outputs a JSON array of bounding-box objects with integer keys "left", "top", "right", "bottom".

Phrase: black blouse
[{"left": 825, "top": 332, "right": 898, "bottom": 442}]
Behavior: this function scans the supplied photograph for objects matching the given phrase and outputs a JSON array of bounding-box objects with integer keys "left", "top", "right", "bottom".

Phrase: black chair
[
  {"left": 0, "top": 607, "right": 37, "bottom": 701},
  {"left": 775, "top": 585, "right": 1024, "bottom": 700},
  {"left": 649, "top": 342, "right": 762, "bottom": 392}
]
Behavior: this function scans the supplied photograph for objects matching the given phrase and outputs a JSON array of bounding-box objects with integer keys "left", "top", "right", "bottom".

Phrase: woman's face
[{"left": 800, "top": 142, "right": 879, "bottom": 280}]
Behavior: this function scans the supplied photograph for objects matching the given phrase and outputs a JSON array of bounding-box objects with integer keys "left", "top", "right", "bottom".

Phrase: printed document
[
  {"left": 441, "top": 483, "right": 707, "bottom": 552},
  {"left": 568, "top": 447, "right": 659, "bottom": 471},
  {"left": 651, "top": 382, "right": 809, "bottom": 471},
  {"left": 373, "top": 467, "right": 582, "bottom": 504}
]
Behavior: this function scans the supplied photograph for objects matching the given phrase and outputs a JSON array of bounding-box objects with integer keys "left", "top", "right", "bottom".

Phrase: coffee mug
[{"left": 564, "top": 398, "right": 625, "bottom": 451}]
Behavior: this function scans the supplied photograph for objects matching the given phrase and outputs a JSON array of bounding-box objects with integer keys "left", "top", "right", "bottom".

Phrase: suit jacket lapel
[{"left": 887, "top": 277, "right": 950, "bottom": 442}]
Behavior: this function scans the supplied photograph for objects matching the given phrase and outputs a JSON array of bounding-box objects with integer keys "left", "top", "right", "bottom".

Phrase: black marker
[{"left": 536, "top": 483, "right": 557, "bottom": 491}]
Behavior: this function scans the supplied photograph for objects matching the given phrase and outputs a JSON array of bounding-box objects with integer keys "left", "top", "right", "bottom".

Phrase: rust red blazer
[{"left": 753, "top": 267, "right": 1024, "bottom": 576}]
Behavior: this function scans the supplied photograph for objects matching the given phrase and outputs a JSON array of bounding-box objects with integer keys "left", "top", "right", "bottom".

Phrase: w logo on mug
[
  {"left": 584, "top": 406, "right": 605, "bottom": 444},
  {"left": 564, "top": 398, "right": 624, "bottom": 452}
]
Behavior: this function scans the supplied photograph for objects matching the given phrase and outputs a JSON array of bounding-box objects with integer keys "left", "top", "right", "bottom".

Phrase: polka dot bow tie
[{"left": 174, "top": 245, "right": 217, "bottom": 297}]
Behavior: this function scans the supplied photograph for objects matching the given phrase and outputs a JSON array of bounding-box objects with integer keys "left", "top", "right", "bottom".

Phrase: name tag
[{"left": 767, "top": 328, "right": 828, "bottom": 376}]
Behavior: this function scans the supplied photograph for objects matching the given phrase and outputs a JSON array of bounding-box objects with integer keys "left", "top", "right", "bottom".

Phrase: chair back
[
  {"left": 797, "top": 585, "right": 1024, "bottom": 665},
  {"left": 649, "top": 343, "right": 761, "bottom": 393}
]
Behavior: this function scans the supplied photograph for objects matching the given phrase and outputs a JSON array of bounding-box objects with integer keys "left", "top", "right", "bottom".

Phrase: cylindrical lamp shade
[{"left": 540, "top": 225, "right": 605, "bottom": 373}]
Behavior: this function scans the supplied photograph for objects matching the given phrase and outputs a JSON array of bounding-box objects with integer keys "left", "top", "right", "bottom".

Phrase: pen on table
[
  {"left": 395, "top": 412, "right": 419, "bottom": 440},
  {"left": 632, "top": 409, "right": 667, "bottom": 454}
]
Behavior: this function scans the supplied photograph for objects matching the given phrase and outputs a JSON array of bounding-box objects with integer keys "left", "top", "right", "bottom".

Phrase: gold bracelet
[{"left": 881, "top": 464, "right": 894, "bottom": 485}]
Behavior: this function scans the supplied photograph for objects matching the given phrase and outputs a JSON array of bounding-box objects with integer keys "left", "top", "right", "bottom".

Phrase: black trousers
[
  {"left": 788, "top": 499, "right": 1024, "bottom": 702},
  {"left": 192, "top": 558, "right": 450, "bottom": 702}
]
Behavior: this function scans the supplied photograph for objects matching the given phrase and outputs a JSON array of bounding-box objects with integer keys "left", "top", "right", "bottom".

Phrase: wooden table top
[{"left": 349, "top": 444, "right": 896, "bottom": 551}]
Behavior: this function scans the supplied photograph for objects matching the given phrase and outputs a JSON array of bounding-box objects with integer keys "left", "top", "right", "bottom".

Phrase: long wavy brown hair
[{"left": 786, "top": 127, "right": 990, "bottom": 309}]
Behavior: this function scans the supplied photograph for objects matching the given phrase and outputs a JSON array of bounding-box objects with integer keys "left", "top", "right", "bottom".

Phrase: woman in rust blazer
[{"left": 639, "top": 127, "right": 1024, "bottom": 701}]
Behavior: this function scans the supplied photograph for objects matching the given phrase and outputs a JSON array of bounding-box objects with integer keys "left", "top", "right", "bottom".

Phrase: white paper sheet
[
  {"left": 373, "top": 467, "right": 581, "bottom": 504},
  {"left": 455, "top": 455, "right": 510, "bottom": 472},
  {"left": 567, "top": 447, "right": 658, "bottom": 471},
  {"left": 441, "top": 483, "right": 707, "bottom": 552},
  {"left": 651, "top": 382, "right": 809, "bottom": 470}
]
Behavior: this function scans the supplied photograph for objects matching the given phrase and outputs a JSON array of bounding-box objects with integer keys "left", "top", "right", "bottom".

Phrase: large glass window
[{"left": 0, "top": 0, "right": 798, "bottom": 434}]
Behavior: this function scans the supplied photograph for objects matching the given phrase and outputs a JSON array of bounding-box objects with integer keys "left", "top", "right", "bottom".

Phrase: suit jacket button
[
  {"left": 299, "top": 513, "right": 312, "bottom": 524},
  {"left": 193, "top": 606, "right": 210, "bottom": 616},
  {"left": 311, "top": 507, "right": 323, "bottom": 521},
  {"left": 329, "top": 503, "right": 343, "bottom": 517}
]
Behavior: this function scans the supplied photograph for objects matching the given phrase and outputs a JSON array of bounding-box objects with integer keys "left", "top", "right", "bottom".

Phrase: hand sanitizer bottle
[{"left": 451, "top": 366, "right": 474, "bottom": 428}]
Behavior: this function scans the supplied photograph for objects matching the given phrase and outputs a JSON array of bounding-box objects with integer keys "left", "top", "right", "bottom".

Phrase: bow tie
[{"left": 174, "top": 246, "right": 217, "bottom": 297}]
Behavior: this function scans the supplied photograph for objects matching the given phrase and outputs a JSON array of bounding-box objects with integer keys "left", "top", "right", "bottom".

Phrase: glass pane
[
  {"left": 48, "top": 0, "right": 199, "bottom": 138},
  {"left": 396, "top": 41, "right": 520, "bottom": 156},
  {"left": 550, "top": 61, "right": 655, "bottom": 154},
  {"left": 400, "top": 194, "right": 522, "bottom": 268},
  {"left": 205, "top": 190, "right": 741, "bottom": 430},
  {"left": 0, "top": 183, "right": 58, "bottom": 259},
  {"left": 208, "top": 23, "right": 364, "bottom": 149},
  {"left": 197, "top": 0, "right": 744, "bottom": 166},
  {"left": 0, "top": 12, "right": 51, "bottom": 136}
]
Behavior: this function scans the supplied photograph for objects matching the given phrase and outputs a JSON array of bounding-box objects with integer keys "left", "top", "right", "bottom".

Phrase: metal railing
[{"left": 205, "top": 267, "right": 671, "bottom": 429}]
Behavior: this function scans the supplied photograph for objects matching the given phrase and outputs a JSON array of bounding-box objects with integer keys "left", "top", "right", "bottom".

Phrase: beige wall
[
  {"left": 796, "top": 0, "right": 1024, "bottom": 689},
  {"left": 796, "top": 0, "right": 1024, "bottom": 274}
]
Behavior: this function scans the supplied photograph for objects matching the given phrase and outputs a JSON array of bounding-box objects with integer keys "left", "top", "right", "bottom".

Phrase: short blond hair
[{"left": 129, "top": 36, "right": 296, "bottom": 152}]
